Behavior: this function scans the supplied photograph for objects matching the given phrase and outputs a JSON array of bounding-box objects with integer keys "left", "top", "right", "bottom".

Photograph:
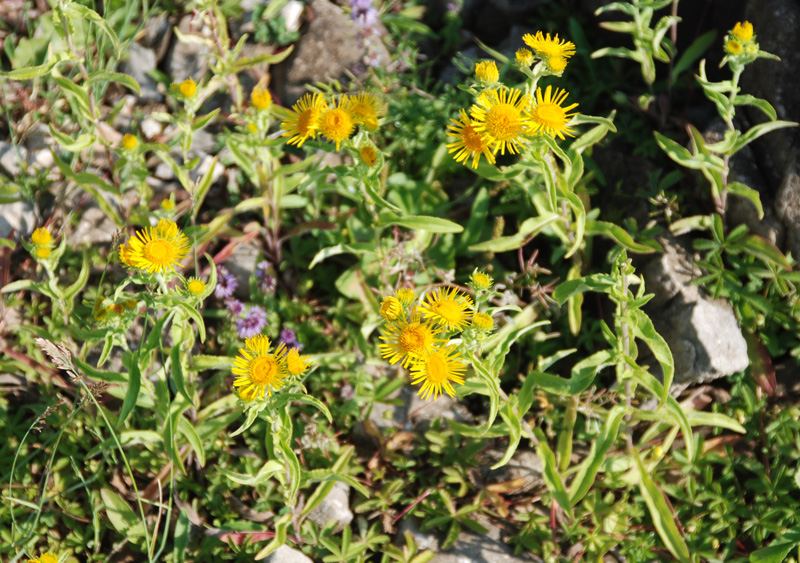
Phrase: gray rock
[
  {"left": 72, "top": 206, "right": 118, "bottom": 245},
  {"left": 395, "top": 517, "right": 440, "bottom": 552},
  {"left": 272, "top": 0, "right": 388, "bottom": 106},
  {"left": 140, "top": 118, "right": 163, "bottom": 140},
  {"left": 259, "top": 544, "right": 313, "bottom": 563},
  {"left": 140, "top": 13, "right": 172, "bottom": 62},
  {"left": 406, "top": 387, "right": 475, "bottom": 430},
  {"left": 225, "top": 241, "right": 261, "bottom": 299},
  {"left": 0, "top": 141, "right": 27, "bottom": 177},
  {"left": 643, "top": 237, "right": 749, "bottom": 389},
  {"left": 306, "top": 481, "right": 353, "bottom": 532},
  {"left": 0, "top": 200, "right": 36, "bottom": 239},
  {"left": 190, "top": 154, "right": 225, "bottom": 186},
  {"left": 480, "top": 449, "right": 545, "bottom": 495},
  {"left": 165, "top": 15, "right": 212, "bottom": 82},
  {"left": 154, "top": 161, "right": 175, "bottom": 181},
  {"left": 431, "top": 530, "right": 543, "bottom": 563},
  {"left": 190, "top": 129, "right": 216, "bottom": 156},
  {"left": 775, "top": 158, "right": 800, "bottom": 262},
  {"left": 120, "top": 43, "right": 163, "bottom": 103}
]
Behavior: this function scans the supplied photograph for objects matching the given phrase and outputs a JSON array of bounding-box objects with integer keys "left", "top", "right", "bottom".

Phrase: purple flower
[
  {"left": 278, "top": 328, "right": 302, "bottom": 350},
  {"left": 236, "top": 305, "right": 268, "bottom": 339},
  {"left": 350, "top": 0, "right": 379, "bottom": 27},
  {"left": 226, "top": 298, "right": 244, "bottom": 317},
  {"left": 215, "top": 265, "right": 238, "bottom": 299},
  {"left": 255, "top": 260, "right": 277, "bottom": 293}
]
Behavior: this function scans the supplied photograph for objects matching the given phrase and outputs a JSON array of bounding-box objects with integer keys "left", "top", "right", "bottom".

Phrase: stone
[
  {"left": 306, "top": 481, "right": 353, "bottom": 532},
  {"left": 272, "top": 0, "right": 387, "bottom": 106},
  {"left": 119, "top": 43, "right": 163, "bottom": 103},
  {"left": 0, "top": 141, "right": 27, "bottom": 177},
  {"left": 191, "top": 129, "right": 216, "bottom": 156},
  {"left": 154, "top": 161, "right": 175, "bottom": 181},
  {"left": 140, "top": 13, "right": 172, "bottom": 62},
  {"left": 480, "top": 449, "right": 545, "bottom": 495},
  {"left": 395, "top": 517, "right": 440, "bottom": 552},
  {"left": 0, "top": 200, "right": 36, "bottom": 239},
  {"left": 430, "top": 530, "right": 543, "bottom": 563},
  {"left": 190, "top": 154, "right": 225, "bottom": 186},
  {"left": 165, "top": 15, "right": 212, "bottom": 82},
  {"left": 140, "top": 118, "right": 163, "bottom": 140},
  {"left": 259, "top": 544, "right": 313, "bottom": 563},
  {"left": 642, "top": 237, "right": 749, "bottom": 389},
  {"left": 406, "top": 387, "right": 474, "bottom": 430},
  {"left": 225, "top": 241, "right": 261, "bottom": 299},
  {"left": 71, "top": 206, "right": 118, "bottom": 245},
  {"left": 775, "top": 159, "right": 800, "bottom": 262}
]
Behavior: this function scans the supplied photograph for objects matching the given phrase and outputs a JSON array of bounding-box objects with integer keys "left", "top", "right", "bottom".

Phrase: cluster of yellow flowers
[
  {"left": 279, "top": 91, "right": 386, "bottom": 161},
  {"left": 447, "top": 32, "right": 579, "bottom": 169},
  {"left": 723, "top": 21, "right": 758, "bottom": 61},
  {"left": 232, "top": 334, "right": 313, "bottom": 401},
  {"left": 378, "top": 271, "right": 495, "bottom": 401},
  {"left": 28, "top": 227, "right": 55, "bottom": 261}
]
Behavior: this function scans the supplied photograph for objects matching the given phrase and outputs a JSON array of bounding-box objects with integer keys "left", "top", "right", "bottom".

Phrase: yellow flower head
[
  {"left": 247, "top": 122, "right": 259, "bottom": 134},
  {"left": 125, "top": 219, "right": 190, "bottom": 274},
  {"left": 359, "top": 145, "right": 378, "bottom": 167},
  {"left": 186, "top": 278, "right": 206, "bottom": 296},
  {"left": 725, "top": 39, "right": 743, "bottom": 55},
  {"left": 446, "top": 109, "right": 495, "bottom": 169},
  {"left": 93, "top": 303, "right": 109, "bottom": 322},
  {"left": 522, "top": 31, "right": 576, "bottom": 60},
  {"left": 732, "top": 21, "right": 753, "bottom": 42},
  {"left": 379, "top": 307, "right": 442, "bottom": 367},
  {"left": 380, "top": 296, "right": 403, "bottom": 320},
  {"left": 348, "top": 92, "right": 386, "bottom": 131},
  {"left": 396, "top": 287, "right": 415, "bottom": 305},
  {"left": 36, "top": 247, "right": 51, "bottom": 260},
  {"left": 475, "top": 60, "right": 499, "bottom": 85},
  {"left": 420, "top": 287, "right": 474, "bottom": 332},
  {"left": 233, "top": 335, "right": 289, "bottom": 400},
  {"left": 179, "top": 78, "right": 197, "bottom": 98},
  {"left": 110, "top": 303, "right": 125, "bottom": 315},
  {"left": 516, "top": 48, "right": 534, "bottom": 66},
  {"left": 528, "top": 85, "right": 579, "bottom": 140},
  {"left": 281, "top": 93, "right": 327, "bottom": 147},
  {"left": 470, "top": 270, "right": 493, "bottom": 291},
  {"left": 410, "top": 344, "right": 467, "bottom": 401},
  {"left": 125, "top": 298, "right": 138, "bottom": 309},
  {"left": 251, "top": 87, "right": 272, "bottom": 110},
  {"left": 160, "top": 198, "right": 176, "bottom": 212},
  {"left": 121, "top": 133, "right": 137, "bottom": 150},
  {"left": 318, "top": 97, "right": 356, "bottom": 150},
  {"left": 287, "top": 347, "right": 312, "bottom": 376},
  {"left": 471, "top": 88, "right": 532, "bottom": 156},
  {"left": 472, "top": 312, "right": 494, "bottom": 331},
  {"left": 28, "top": 553, "right": 58, "bottom": 563},
  {"left": 31, "top": 227, "right": 52, "bottom": 247},
  {"left": 547, "top": 55, "right": 568, "bottom": 73}
]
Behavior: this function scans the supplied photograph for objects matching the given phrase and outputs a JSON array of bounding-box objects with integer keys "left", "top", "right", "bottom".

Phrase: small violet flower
[
  {"left": 278, "top": 328, "right": 302, "bottom": 350},
  {"left": 226, "top": 298, "right": 245, "bottom": 317},
  {"left": 236, "top": 305, "right": 268, "bottom": 339},
  {"left": 255, "top": 260, "right": 277, "bottom": 293},
  {"left": 215, "top": 265, "right": 238, "bottom": 299}
]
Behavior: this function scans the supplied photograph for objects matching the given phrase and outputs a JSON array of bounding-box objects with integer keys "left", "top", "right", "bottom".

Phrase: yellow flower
[
  {"left": 247, "top": 122, "right": 259, "bottom": 133},
  {"left": 516, "top": 48, "right": 534, "bottom": 66},
  {"left": 161, "top": 199, "right": 175, "bottom": 212},
  {"left": 475, "top": 60, "right": 499, "bottom": 85},
  {"left": 31, "top": 227, "right": 52, "bottom": 247},
  {"left": 725, "top": 39, "right": 743, "bottom": 55},
  {"left": 359, "top": 145, "right": 378, "bottom": 167},
  {"left": 732, "top": 21, "right": 753, "bottom": 42},
  {"left": 446, "top": 109, "right": 495, "bottom": 169},
  {"left": 179, "top": 78, "right": 197, "bottom": 98},
  {"left": 348, "top": 92, "right": 386, "bottom": 131},
  {"left": 380, "top": 296, "right": 403, "bottom": 320},
  {"left": 420, "top": 287, "right": 474, "bottom": 332},
  {"left": 93, "top": 303, "right": 109, "bottom": 322},
  {"left": 36, "top": 247, "right": 51, "bottom": 260},
  {"left": 547, "top": 55, "right": 568, "bottom": 73},
  {"left": 318, "top": 97, "right": 356, "bottom": 150},
  {"left": 472, "top": 312, "right": 494, "bottom": 331},
  {"left": 186, "top": 278, "right": 206, "bottom": 296},
  {"left": 281, "top": 93, "right": 327, "bottom": 147},
  {"left": 125, "top": 219, "right": 190, "bottom": 274},
  {"left": 125, "top": 299, "right": 138, "bottom": 309},
  {"left": 287, "top": 347, "right": 312, "bottom": 376},
  {"left": 522, "top": 31, "right": 576, "bottom": 60},
  {"left": 409, "top": 344, "right": 467, "bottom": 401},
  {"left": 251, "top": 87, "right": 272, "bottom": 110},
  {"left": 233, "top": 335, "right": 289, "bottom": 400},
  {"left": 28, "top": 552, "right": 58, "bottom": 563},
  {"left": 470, "top": 270, "right": 493, "bottom": 291},
  {"left": 379, "top": 307, "right": 441, "bottom": 367},
  {"left": 470, "top": 88, "right": 532, "bottom": 156},
  {"left": 121, "top": 133, "right": 137, "bottom": 150},
  {"left": 396, "top": 288, "right": 415, "bottom": 305},
  {"left": 118, "top": 240, "right": 137, "bottom": 267},
  {"left": 110, "top": 303, "right": 125, "bottom": 315},
  {"left": 528, "top": 85, "right": 579, "bottom": 140}
]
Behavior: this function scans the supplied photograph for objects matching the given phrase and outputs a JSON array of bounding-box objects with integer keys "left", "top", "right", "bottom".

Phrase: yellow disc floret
[
  {"left": 379, "top": 307, "right": 441, "bottom": 367},
  {"left": 318, "top": 97, "right": 356, "bottom": 150},
  {"left": 516, "top": 48, "right": 534, "bottom": 66},
  {"left": 732, "top": 21, "right": 753, "bottom": 42},
  {"left": 232, "top": 335, "right": 289, "bottom": 400},
  {"left": 380, "top": 296, "right": 403, "bottom": 320},
  {"left": 725, "top": 39, "right": 743, "bottom": 55},
  {"left": 125, "top": 219, "right": 190, "bottom": 274},
  {"left": 31, "top": 227, "right": 52, "bottom": 247},
  {"left": 528, "top": 85, "right": 579, "bottom": 140},
  {"left": 286, "top": 348, "right": 312, "bottom": 376},
  {"left": 420, "top": 287, "right": 474, "bottom": 332},
  {"left": 348, "top": 92, "right": 386, "bottom": 131},
  {"left": 470, "top": 88, "right": 532, "bottom": 156},
  {"left": 360, "top": 145, "right": 378, "bottom": 166},
  {"left": 251, "top": 87, "right": 272, "bottom": 110},
  {"left": 186, "top": 278, "right": 206, "bottom": 296},
  {"left": 121, "top": 134, "right": 137, "bottom": 150},
  {"left": 472, "top": 312, "right": 494, "bottom": 331},
  {"left": 179, "top": 78, "right": 197, "bottom": 98}
]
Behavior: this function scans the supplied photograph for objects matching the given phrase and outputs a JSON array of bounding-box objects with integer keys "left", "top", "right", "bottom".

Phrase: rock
[
  {"left": 480, "top": 449, "right": 545, "bottom": 495},
  {"left": 0, "top": 141, "right": 27, "bottom": 177},
  {"left": 191, "top": 129, "right": 216, "bottom": 156},
  {"left": 406, "top": 387, "right": 474, "bottom": 429},
  {"left": 461, "top": 0, "right": 546, "bottom": 44},
  {"left": 72, "top": 207, "right": 118, "bottom": 245},
  {"left": 775, "top": 159, "right": 800, "bottom": 262},
  {"left": 282, "top": 0, "right": 305, "bottom": 33},
  {"left": 272, "top": 0, "right": 388, "bottom": 106},
  {"left": 165, "top": 15, "right": 212, "bottom": 82},
  {"left": 190, "top": 154, "right": 225, "bottom": 186},
  {"left": 140, "top": 13, "right": 172, "bottom": 62},
  {"left": 395, "top": 518, "right": 440, "bottom": 552},
  {"left": 306, "top": 481, "right": 353, "bottom": 532},
  {"left": 0, "top": 200, "right": 36, "bottom": 239},
  {"left": 430, "top": 530, "right": 543, "bottom": 563},
  {"left": 140, "top": 118, "right": 163, "bottom": 140},
  {"left": 259, "top": 544, "right": 313, "bottom": 563},
  {"left": 120, "top": 43, "right": 163, "bottom": 103},
  {"left": 642, "top": 237, "right": 749, "bottom": 389},
  {"left": 154, "top": 162, "right": 174, "bottom": 181},
  {"left": 225, "top": 241, "right": 261, "bottom": 299}
]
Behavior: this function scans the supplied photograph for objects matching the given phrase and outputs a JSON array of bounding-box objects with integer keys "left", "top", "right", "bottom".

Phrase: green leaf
[
  {"left": 733, "top": 95, "right": 777, "bottom": 121},
  {"left": 750, "top": 527, "right": 800, "bottom": 563},
  {"left": 737, "top": 234, "right": 792, "bottom": 269},
  {"left": 570, "top": 405, "right": 626, "bottom": 505},
  {"left": 177, "top": 415, "right": 206, "bottom": 467},
  {"left": 117, "top": 355, "right": 141, "bottom": 429},
  {"left": 632, "top": 309, "right": 674, "bottom": 406},
  {"left": 2, "top": 50, "right": 75, "bottom": 80},
  {"left": 654, "top": 131, "right": 724, "bottom": 173},
  {"left": 383, "top": 215, "right": 464, "bottom": 234},
  {"left": 469, "top": 213, "right": 560, "bottom": 253},
  {"left": 101, "top": 488, "right": 143, "bottom": 539},
  {"left": 88, "top": 70, "right": 140, "bottom": 95},
  {"left": 170, "top": 346, "right": 194, "bottom": 406},
  {"left": 534, "top": 429, "right": 574, "bottom": 520},
  {"left": 271, "top": 393, "right": 333, "bottom": 423},
  {"left": 63, "top": 4, "right": 119, "bottom": 53},
  {"left": 733, "top": 120, "right": 798, "bottom": 154},
  {"left": 471, "top": 359, "right": 501, "bottom": 434},
  {"left": 492, "top": 403, "right": 522, "bottom": 470},
  {"left": 221, "top": 460, "right": 284, "bottom": 486},
  {"left": 254, "top": 513, "right": 291, "bottom": 560},
  {"left": 309, "top": 243, "right": 375, "bottom": 269},
  {"left": 174, "top": 302, "right": 206, "bottom": 342},
  {"left": 586, "top": 220, "right": 658, "bottom": 254},
  {"left": 633, "top": 450, "right": 691, "bottom": 562},
  {"left": 726, "top": 181, "right": 764, "bottom": 219},
  {"left": 553, "top": 274, "right": 616, "bottom": 305},
  {"left": 173, "top": 509, "right": 191, "bottom": 563},
  {"left": 672, "top": 30, "right": 715, "bottom": 82},
  {"left": 531, "top": 349, "right": 615, "bottom": 396},
  {"left": 277, "top": 433, "right": 302, "bottom": 504},
  {"left": 191, "top": 355, "right": 235, "bottom": 371},
  {"left": 193, "top": 156, "right": 217, "bottom": 214},
  {"left": 1, "top": 279, "right": 36, "bottom": 293}
]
